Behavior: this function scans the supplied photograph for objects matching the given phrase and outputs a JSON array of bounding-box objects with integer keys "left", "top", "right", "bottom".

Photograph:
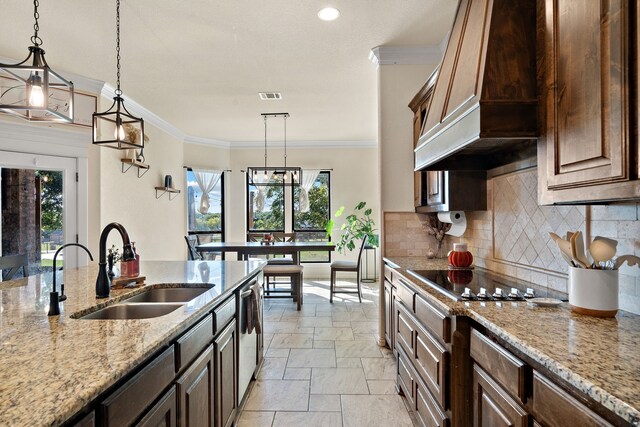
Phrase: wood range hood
[{"left": 415, "top": 0, "right": 538, "bottom": 171}]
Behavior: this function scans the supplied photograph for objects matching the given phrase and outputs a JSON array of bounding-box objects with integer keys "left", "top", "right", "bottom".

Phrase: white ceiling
[{"left": 0, "top": 1, "right": 456, "bottom": 144}]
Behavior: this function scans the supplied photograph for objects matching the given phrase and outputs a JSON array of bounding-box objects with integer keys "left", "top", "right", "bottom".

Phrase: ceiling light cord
[
  {"left": 30, "top": 0, "right": 42, "bottom": 47},
  {"left": 264, "top": 115, "right": 268, "bottom": 169},
  {"left": 283, "top": 115, "right": 287, "bottom": 169},
  {"left": 115, "top": 0, "right": 122, "bottom": 96}
]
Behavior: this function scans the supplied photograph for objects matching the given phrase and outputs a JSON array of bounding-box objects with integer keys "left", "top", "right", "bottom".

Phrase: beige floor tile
[
  {"left": 353, "top": 333, "right": 377, "bottom": 341},
  {"left": 284, "top": 367, "right": 311, "bottom": 380},
  {"left": 270, "top": 333, "right": 313, "bottom": 349},
  {"left": 265, "top": 348, "right": 290, "bottom": 358},
  {"left": 314, "top": 327, "right": 354, "bottom": 341},
  {"left": 332, "top": 311, "right": 368, "bottom": 322},
  {"left": 258, "top": 358, "right": 287, "bottom": 380},
  {"left": 336, "top": 358, "right": 362, "bottom": 368},
  {"left": 297, "top": 316, "right": 333, "bottom": 327},
  {"left": 311, "top": 368, "right": 369, "bottom": 394},
  {"left": 236, "top": 411, "right": 275, "bottom": 427},
  {"left": 351, "top": 321, "right": 378, "bottom": 334},
  {"left": 308, "top": 394, "right": 342, "bottom": 412},
  {"left": 265, "top": 321, "right": 314, "bottom": 334},
  {"left": 361, "top": 357, "right": 396, "bottom": 380},
  {"left": 367, "top": 380, "right": 397, "bottom": 395},
  {"left": 313, "top": 340, "right": 335, "bottom": 349},
  {"left": 331, "top": 321, "right": 351, "bottom": 328},
  {"left": 341, "top": 395, "right": 413, "bottom": 427},
  {"left": 244, "top": 380, "right": 310, "bottom": 411},
  {"left": 288, "top": 349, "right": 336, "bottom": 368},
  {"left": 335, "top": 340, "right": 382, "bottom": 358},
  {"left": 272, "top": 411, "right": 342, "bottom": 427}
]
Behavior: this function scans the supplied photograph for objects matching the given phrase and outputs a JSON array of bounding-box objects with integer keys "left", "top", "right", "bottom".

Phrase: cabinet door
[
  {"left": 176, "top": 345, "right": 215, "bottom": 427},
  {"left": 215, "top": 320, "right": 237, "bottom": 427},
  {"left": 416, "top": 380, "right": 449, "bottom": 427},
  {"left": 426, "top": 171, "right": 445, "bottom": 207},
  {"left": 384, "top": 281, "right": 392, "bottom": 347},
  {"left": 543, "top": 0, "right": 631, "bottom": 189},
  {"left": 473, "top": 365, "right": 529, "bottom": 427},
  {"left": 137, "top": 386, "right": 177, "bottom": 427},
  {"left": 414, "top": 321, "right": 449, "bottom": 409},
  {"left": 395, "top": 301, "right": 416, "bottom": 358},
  {"left": 397, "top": 348, "right": 416, "bottom": 409}
]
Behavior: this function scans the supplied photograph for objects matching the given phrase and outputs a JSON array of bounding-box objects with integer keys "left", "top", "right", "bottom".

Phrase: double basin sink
[{"left": 78, "top": 287, "right": 212, "bottom": 320}]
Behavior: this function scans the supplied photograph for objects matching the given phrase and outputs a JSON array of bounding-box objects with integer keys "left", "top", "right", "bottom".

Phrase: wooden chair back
[
  {"left": 184, "top": 236, "right": 202, "bottom": 261},
  {"left": 274, "top": 232, "right": 296, "bottom": 242},
  {"left": 356, "top": 235, "right": 368, "bottom": 270},
  {"left": 0, "top": 254, "right": 29, "bottom": 280}
]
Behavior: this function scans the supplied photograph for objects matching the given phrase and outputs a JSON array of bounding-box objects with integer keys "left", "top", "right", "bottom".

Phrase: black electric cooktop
[{"left": 406, "top": 268, "right": 568, "bottom": 302}]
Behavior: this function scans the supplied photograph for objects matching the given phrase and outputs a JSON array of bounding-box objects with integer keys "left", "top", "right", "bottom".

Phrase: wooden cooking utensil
[{"left": 570, "top": 231, "right": 590, "bottom": 269}]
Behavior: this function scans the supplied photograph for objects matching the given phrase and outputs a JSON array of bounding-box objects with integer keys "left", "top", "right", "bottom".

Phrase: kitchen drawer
[
  {"left": 74, "top": 411, "right": 95, "bottom": 427},
  {"left": 397, "top": 347, "right": 416, "bottom": 409},
  {"left": 416, "top": 378, "right": 448, "bottom": 427},
  {"left": 530, "top": 372, "right": 613, "bottom": 427},
  {"left": 384, "top": 265, "right": 394, "bottom": 283},
  {"left": 213, "top": 295, "right": 236, "bottom": 335},
  {"left": 99, "top": 346, "right": 175, "bottom": 427},
  {"left": 395, "top": 301, "right": 416, "bottom": 358},
  {"left": 473, "top": 364, "right": 529, "bottom": 427},
  {"left": 470, "top": 328, "right": 527, "bottom": 403},
  {"left": 395, "top": 277, "right": 415, "bottom": 310},
  {"left": 175, "top": 315, "right": 213, "bottom": 371},
  {"left": 415, "top": 294, "right": 450, "bottom": 343},
  {"left": 414, "top": 320, "right": 449, "bottom": 409},
  {"left": 136, "top": 385, "right": 177, "bottom": 427}
]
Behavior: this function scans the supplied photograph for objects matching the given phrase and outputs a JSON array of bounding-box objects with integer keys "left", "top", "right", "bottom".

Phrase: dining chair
[
  {"left": 195, "top": 234, "right": 221, "bottom": 260},
  {"left": 330, "top": 236, "right": 367, "bottom": 303},
  {"left": 0, "top": 254, "right": 29, "bottom": 280},
  {"left": 184, "top": 236, "right": 202, "bottom": 261},
  {"left": 262, "top": 264, "right": 304, "bottom": 310}
]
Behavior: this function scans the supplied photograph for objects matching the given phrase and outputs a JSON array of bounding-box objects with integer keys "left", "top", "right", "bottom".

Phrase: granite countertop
[
  {"left": 0, "top": 260, "right": 264, "bottom": 427},
  {"left": 384, "top": 256, "right": 640, "bottom": 425}
]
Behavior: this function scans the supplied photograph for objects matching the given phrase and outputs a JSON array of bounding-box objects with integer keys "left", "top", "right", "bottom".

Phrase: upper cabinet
[
  {"left": 538, "top": 0, "right": 640, "bottom": 204},
  {"left": 415, "top": 0, "right": 538, "bottom": 171}
]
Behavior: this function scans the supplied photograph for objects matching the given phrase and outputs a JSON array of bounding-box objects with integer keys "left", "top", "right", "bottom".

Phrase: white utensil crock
[{"left": 568, "top": 266, "right": 618, "bottom": 317}]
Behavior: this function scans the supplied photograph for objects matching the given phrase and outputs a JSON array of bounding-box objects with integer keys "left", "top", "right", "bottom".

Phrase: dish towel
[{"left": 246, "top": 282, "right": 262, "bottom": 334}]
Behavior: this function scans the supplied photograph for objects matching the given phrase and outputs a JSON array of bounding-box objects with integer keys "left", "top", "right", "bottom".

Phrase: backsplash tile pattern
[{"left": 383, "top": 168, "right": 640, "bottom": 315}]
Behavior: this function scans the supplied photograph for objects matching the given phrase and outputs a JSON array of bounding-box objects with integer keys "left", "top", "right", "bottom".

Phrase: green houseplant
[{"left": 326, "top": 201, "right": 379, "bottom": 254}]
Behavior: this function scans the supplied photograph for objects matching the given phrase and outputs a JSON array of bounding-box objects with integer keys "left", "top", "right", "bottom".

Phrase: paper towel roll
[{"left": 437, "top": 211, "right": 467, "bottom": 237}]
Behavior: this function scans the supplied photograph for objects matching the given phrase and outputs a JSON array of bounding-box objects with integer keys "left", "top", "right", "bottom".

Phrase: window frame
[
  {"left": 246, "top": 172, "right": 286, "bottom": 234},
  {"left": 185, "top": 168, "right": 225, "bottom": 242},
  {"left": 291, "top": 170, "right": 332, "bottom": 263}
]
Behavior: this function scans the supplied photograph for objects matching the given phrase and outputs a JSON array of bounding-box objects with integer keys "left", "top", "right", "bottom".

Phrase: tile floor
[{"left": 238, "top": 279, "right": 416, "bottom": 427}]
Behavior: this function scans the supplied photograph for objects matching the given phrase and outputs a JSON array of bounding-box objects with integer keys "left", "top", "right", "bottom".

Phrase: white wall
[{"left": 378, "top": 64, "right": 435, "bottom": 212}]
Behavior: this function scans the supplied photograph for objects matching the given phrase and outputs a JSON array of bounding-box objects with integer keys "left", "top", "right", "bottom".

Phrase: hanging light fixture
[
  {"left": 92, "top": 0, "right": 144, "bottom": 150},
  {"left": 0, "top": 0, "right": 74, "bottom": 123},
  {"left": 247, "top": 113, "right": 302, "bottom": 187}
]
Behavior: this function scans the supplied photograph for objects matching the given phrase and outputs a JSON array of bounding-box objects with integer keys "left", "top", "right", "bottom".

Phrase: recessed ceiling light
[{"left": 317, "top": 7, "right": 340, "bottom": 21}]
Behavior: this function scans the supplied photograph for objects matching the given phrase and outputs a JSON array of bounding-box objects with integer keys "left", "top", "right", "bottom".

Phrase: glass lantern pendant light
[
  {"left": 0, "top": 0, "right": 74, "bottom": 123},
  {"left": 92, "top": 0, "right": 145, "bottom": 150},
  {"left": 247, "top": 113, "right": 302, "bottom": 187}
]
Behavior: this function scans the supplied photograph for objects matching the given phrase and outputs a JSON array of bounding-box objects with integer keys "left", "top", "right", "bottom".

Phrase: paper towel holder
[{"left": 438, "top": 211, "right": 467, "bottom": 237}]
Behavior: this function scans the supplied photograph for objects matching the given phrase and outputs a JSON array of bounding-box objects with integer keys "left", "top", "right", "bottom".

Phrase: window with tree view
[
  {"left": 247, "top": 175, "right": 285, "bottom": 232},
  {"left": 293, "top": 171, "right": 331, "bottom": 263},
  {"left": 186, "top": 169, "right": 224, "bottom": 244}
]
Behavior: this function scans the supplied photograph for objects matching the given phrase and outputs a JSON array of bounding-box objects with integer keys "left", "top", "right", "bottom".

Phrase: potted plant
[{"left": 326, "top": 201, "right": 379, "bottom": 254}]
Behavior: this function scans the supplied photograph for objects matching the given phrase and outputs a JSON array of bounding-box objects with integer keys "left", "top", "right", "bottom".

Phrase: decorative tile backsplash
[{"left": 383, "top": 168, "right": 640, "bottom": 315}]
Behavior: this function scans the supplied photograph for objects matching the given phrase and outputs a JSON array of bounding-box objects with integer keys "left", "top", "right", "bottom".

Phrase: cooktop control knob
[
  {"left": 461, "top": 287, "right": 476, "bottom": 300},
  {"left": 524, "top": 288, "right": 535, "bottom": 298},
  {"left": 508, "top": 288, "right": 522, "bottom": 299},
  {"left": 492, "top": 288, "right": 505, "bottom": 299},
  {"left": 477, "top": 287, "right": 490, "bottom": 299}
]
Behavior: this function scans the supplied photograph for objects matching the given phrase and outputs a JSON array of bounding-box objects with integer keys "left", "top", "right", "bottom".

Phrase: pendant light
[
  {"left": 92, "top": 0, "right": 145, "bottom": 150},
  {"left": 0, "top": 0, "right": 74, "bottom": 123},
  {"left": 247, "top": 113, "right": 302, "bottom": 187}
]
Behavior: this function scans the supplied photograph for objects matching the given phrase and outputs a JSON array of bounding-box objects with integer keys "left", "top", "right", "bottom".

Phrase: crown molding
[
  {"left": 225, "top": 139, "right": 377, "bottom": 149},
  {"left": 368, "top": 41, "right": 446, "bottom": 66},
  {"left": 184, "top": 135, "right": 232, "bottom": 149}
]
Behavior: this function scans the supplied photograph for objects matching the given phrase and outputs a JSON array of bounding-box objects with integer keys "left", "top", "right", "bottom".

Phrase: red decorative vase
[
  {"left": 448, "top": 243, "right": 473, "bottom": 268},
  {"left": 447, "top": 269, "right": 473, "bottom": 286}
]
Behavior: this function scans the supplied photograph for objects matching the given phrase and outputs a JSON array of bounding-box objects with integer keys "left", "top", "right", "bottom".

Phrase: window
[
  {"left": 293, "top": 171, "right": 331, "bottom": 262},
  {"left": 186, "top": 169, "right": 224, "bottom": 244},
  {"left": 247, "top": 174, "right": 285, "bottom": 232}
]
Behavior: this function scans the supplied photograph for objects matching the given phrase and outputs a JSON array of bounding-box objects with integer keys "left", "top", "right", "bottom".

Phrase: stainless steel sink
[
  {"left": 79, "top": 303, "right": 183, "bottom": 320},
  {"left": 124, "top": 287, "right": 211, "bottom": 303}
]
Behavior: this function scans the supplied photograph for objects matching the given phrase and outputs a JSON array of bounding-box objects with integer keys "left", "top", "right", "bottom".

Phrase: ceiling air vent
[{"left": 259, "top": 92, "right": 282, "bottom": 100}]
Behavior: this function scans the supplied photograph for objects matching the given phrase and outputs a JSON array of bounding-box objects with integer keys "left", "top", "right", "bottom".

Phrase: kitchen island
[
  {"left": 0, "top": 260, "right": 265, "bottom": 426},
  {"left": 384, "top": 257, "right": 640, "bottom": 426}
]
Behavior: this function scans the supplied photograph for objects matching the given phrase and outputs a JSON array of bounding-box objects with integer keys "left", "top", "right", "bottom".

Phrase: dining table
[{"left": 196, "top": 241, "right": 336, "bottom": 264}]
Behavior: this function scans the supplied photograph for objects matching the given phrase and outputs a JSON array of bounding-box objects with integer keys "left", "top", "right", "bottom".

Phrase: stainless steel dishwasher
[{"left": 237, "top": 276, "right": 263, "bottom": 403}]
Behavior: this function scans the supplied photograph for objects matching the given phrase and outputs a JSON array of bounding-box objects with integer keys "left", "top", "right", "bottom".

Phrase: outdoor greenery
[
  {"left": 294, "top": 173, "right": 329, "bottom": 230},
  {"left": 193, "top": 212, "right": 222, "bottom": 231},
  {"left": 326, "top": 201, "right": 378, "bottom": 254},
  {"left": 252, "top": 185, "right": 285, "bottom": 230},
  {"left": 36, "top": 170, "right": 63, "bottom": 233}
]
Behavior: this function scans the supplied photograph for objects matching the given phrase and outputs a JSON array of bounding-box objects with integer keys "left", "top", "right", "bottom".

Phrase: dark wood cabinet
[
  {"left": 473, "top": 364, "right": 529, "bottom": 427},
  {"left": 384, "top": 279, "right": 394, "bottom": 349},
  {"left": 214, "top": 320, "right": 237, "bottom": 427},
  {"left": 176, "top": 344, "right": 215, "bottom": 427},
  {"left": 137, "top": 386, "right": 177, "bottom": 427},
  {"left": 538, "top": 0, "right": 640, "bottom": 203}
]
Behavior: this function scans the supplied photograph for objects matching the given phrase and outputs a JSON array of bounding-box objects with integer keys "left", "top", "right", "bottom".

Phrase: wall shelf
[
  {"left": 121, "top": 158, "right": 150, "bottom": 178},
  {"left": 155, "top": 186, "right": 180, "bottom": 200}
]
